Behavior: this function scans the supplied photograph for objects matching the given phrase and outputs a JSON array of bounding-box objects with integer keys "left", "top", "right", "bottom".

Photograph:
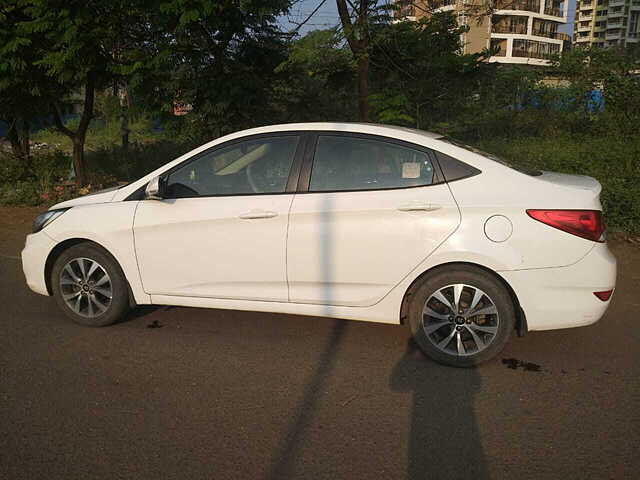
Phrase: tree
[
  {"left": 369, "top": 12, "right": 485, "bottom": 129},
  {"left": 273, "top": 29, "right": 356, "bottom": 122},
  {"left": 0, "top": 2, "right": 59, "bottom": 162},
  {"left": 137, "top": 0, "right": 293, "bottom": 140},
  {"left": 551, "top": 46, "right": 640, "bottom": 125},
  {"left": 13, "top": 0, "right": 159, "bottom": 185},
  {"left": 336, "top": 0, "right": 374, "bottom": 122}
]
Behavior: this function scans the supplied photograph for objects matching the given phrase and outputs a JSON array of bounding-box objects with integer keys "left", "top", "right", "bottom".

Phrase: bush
[{"left": 0, "top": 180, "right": 40, "bottom": 206}]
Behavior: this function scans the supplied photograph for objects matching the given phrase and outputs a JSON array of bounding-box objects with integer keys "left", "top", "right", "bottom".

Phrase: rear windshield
[{"left": 441, "top": 137, "right": 542, "bottom": 177}]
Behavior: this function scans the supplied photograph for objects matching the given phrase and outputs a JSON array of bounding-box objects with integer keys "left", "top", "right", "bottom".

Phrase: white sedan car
[{"left": 22, "top": 123, "right": 616, "bottom": 366}]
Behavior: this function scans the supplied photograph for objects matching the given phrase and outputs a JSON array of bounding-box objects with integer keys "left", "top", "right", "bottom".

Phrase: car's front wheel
[
  {"left": 407, "top": 266, "right": 515, "bottom": 367},
  {"left": 51, "top": 243, "right": 130, "bottom": 327}
]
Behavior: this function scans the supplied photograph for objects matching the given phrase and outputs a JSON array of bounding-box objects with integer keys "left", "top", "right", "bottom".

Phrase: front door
[{"left": 134, "top": 134, "right": 301, "bottom": 302}]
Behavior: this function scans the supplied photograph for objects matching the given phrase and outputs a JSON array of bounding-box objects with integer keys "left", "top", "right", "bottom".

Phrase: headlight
[{"left": 33, "top": 208, "right": 70, "bottom": 233}]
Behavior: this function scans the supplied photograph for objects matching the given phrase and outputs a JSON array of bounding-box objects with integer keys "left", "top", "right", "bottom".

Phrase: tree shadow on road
[{"left": 391, "top": 339, "right": 487, "bottom": 480}]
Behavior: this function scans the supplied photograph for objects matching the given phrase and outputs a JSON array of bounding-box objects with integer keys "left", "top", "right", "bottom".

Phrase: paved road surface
[{"left": 1, "top": 207, "right": 638, "bottom": 479}]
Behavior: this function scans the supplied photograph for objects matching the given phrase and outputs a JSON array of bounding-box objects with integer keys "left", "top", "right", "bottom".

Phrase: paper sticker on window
[{"left": 402, "top": 162, "right": 420, "bottom": 179}]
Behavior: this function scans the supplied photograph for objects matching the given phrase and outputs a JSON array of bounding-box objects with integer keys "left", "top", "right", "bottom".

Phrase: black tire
[
  {"left": 51, "top": 242, "right": 130, "bottom": 327},
  {"left": 407, "top": 265, "right": 515, "bottom": 367}
]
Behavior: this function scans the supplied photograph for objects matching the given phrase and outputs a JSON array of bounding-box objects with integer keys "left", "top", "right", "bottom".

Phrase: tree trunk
[
  {"left": 72, "top": 138, "right": 87, "bottom": 186},
  {"left": 50, "top": 71, "right": 95, "bottom": 187},
  {"left": 20, "top": 119, "right": 30, "bottom": 165},
  {"left": 357, "top": 54, "right": 370, "bottom": 122},
  {"left": 336, "top": 0, "right": 370, "bottom": 122},
  {"left": 6, "top": 119, "right": 23, "bottom": 157}
]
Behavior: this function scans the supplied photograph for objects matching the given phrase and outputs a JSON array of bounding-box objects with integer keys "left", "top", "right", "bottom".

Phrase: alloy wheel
[
  {"left": 59, "top": 257, "right": 112, "bottom": 318},
  {"left": 422, "top": 283, "right": 500, "bottom": 356}
]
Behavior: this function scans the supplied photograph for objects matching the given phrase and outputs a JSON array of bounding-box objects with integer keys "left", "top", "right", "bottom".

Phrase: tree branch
[
  {"left": 51, "top": 103, "right": 75, "bottom": 138},
  {"left": 289, "top": 0, "right": 329, "bottom": 34}
]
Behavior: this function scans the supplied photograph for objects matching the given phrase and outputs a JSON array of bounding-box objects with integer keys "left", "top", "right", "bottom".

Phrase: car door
[
  {"left": 287, "top": 133, "right": 460, "bottom": 307},
  {"left": 133, "top": 133, "right": 303, "bottom": 302}
]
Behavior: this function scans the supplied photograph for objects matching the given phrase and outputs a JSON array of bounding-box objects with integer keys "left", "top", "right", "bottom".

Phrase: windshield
[{"left": 441, "top": 137, "right": 542, "bottom": 177}]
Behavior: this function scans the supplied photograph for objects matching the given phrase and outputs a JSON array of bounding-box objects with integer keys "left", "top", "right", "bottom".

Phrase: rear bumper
[
  {"left": 499, "top": 243, "right": 617, "bottom": 331},
  {"left": 21, "top": 231, "right": 56, "bottom": 296}
]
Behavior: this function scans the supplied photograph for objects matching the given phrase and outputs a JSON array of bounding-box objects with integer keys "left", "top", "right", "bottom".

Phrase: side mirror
[{"left": 145, "top": 175, "right": 166, "bottom": 200}]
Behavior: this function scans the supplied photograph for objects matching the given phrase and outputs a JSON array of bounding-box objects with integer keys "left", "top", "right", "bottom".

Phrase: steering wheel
[{"left": 246, "top": 162, "right": 262, "bottom": 193}]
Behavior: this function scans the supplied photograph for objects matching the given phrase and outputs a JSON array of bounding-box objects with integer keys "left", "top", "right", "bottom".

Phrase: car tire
[
  {"left": 407, "top": 266, "right": 515, "bottom": 367},
  {"left": 51, "top": 242, "right": 130, "bottom": 327}
]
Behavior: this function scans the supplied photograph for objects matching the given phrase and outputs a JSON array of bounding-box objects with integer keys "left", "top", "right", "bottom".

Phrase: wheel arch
[
  {"left": 44, "top": 238, "right": 136, "bottom": 308},
  {"left": 399, "top": 261, "right": 527, "bottom": 336}
]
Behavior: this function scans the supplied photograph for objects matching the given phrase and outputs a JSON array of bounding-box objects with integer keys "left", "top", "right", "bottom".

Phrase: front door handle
[
  {"left": 397, "top": 203, "right": 442, "bottom": 212},
  {"left": 239, "top": 209, "right": 278, "bottom": 220}
]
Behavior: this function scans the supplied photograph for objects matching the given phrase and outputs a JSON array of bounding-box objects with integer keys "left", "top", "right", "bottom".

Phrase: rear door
[{"left": 287, "top": 133, "right": 461, "bottom": 307}]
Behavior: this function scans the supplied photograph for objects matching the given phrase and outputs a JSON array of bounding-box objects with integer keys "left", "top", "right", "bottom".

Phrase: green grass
[{"left": 32, "top": 115, "right": 162, "bottom": 153}]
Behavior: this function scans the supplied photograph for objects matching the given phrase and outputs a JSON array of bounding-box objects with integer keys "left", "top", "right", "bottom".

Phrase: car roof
[{"left": 236, "top": 122, "right": 444, "bottom": 141}]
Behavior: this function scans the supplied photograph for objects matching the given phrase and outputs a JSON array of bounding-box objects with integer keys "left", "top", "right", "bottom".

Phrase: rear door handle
[
  {"left": 397, "top": 203, "right": 442, "bottom": 212},
  {"left": 239, "top": 209, "right": 278, "bottom": 220}
]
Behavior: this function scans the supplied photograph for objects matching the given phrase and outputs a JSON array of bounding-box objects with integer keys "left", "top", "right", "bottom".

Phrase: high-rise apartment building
[
  {"left": 397, "top": 1, "right": 569, "bottom": 65},
  {"left": 574, "top": 0, "right": 640, "bottom": 47}
]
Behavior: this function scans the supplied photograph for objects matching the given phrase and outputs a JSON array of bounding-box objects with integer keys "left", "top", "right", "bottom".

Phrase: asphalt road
[{"left": 1, "top": 207, "right": 638, "bottom": 480}]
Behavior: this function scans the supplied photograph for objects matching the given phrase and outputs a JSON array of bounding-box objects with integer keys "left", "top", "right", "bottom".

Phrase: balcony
[
  {"left": 496, "top": 0, "right": 541, "bottom": 13},
  {"left": 577, "top": 22, "right": 592, "bottom": 31},
  {"left": 431, "top": 0, "right": 456, "bottom": 10},
  {"left": 606, "top": 30, "right": 622, "bottom": 39},
  {"left": 544, "top": 6, "right": 564, "bottom": 17},
  {"left": 608, "top": 9, "right": 625, "bottom": 17},
  {"left": 576, "top": 35, "right": 592, "bottom": 42},
  {"left": 532, "top": 30, "right": 565, "bottom": 38},
  {"left": 579, "top": 13, "right": 594, "bottom": 20},
  {"left": 493, "top": 25, "right": 529, "bottom": 34},
  {"left": 608, "top": 0, "right": 625, "bottom": 6}
]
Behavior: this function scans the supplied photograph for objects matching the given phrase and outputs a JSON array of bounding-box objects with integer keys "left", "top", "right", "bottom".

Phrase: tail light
[
  {"left": 593, "top": 290, "right": 613, "bottom": 301},
  {"left": 526, "top": 209, "right": 605, "bottom": 242}
]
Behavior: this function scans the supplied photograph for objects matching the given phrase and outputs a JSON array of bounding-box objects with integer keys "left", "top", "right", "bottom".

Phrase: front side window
[
  {"left": 309, "top": 135, "right": 436, "bottom": 192},
  {"left": 166, "top": 136, "right": 299, "bottom": 198}
]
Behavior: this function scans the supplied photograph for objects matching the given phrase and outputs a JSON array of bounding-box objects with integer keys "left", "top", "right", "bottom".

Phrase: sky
[{"left": 279, "top": 0, "right": 576, "bottom": 36}]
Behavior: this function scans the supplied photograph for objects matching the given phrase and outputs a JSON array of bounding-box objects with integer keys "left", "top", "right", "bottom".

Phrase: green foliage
[
  {"left": 32, "top": 113, "right": 159, "bottom": 151},
  {"left": 369, "top": 13, "right": 485, "bottom": 129},
  {"left": 0, "top": 180, "right": 40, "bottom": 206},
  {"left": 273, "top": 29, "right": 356, "bottom": 122},
  {"left": 85, "top": 141, "right": 192, "bottom": 181},
  {"left": 0, "top": 148, "right": 70, "bottom": 205}
]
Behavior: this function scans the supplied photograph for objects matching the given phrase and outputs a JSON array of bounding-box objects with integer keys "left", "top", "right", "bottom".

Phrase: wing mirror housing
[{"left": 145, "top": 175, "right": 167, "bottom": 200}]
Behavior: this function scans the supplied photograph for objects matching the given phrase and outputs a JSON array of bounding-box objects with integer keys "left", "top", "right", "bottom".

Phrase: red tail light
[
  {"left": 526, "top": 209, "right": 605, "bottom": 242},
  {"left": 593, "top": 290, "right": 613, "bottom": 301}
]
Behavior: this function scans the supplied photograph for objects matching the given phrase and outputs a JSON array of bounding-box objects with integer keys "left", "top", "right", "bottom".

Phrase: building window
[
  {"left": 490, "top": 38, "right": 508, "bottom": 56},
  {"left": 492, "top": 15, "right": 529, "bottom": 34},
  {"left": 512, "top": 39, "right": 561, "bottom": 59}
]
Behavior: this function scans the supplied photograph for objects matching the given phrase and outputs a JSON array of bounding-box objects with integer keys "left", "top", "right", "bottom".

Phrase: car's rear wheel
[
  {"left": 407, "top": 266, "right": 515, "bottom": 367},
  {"left": 51, "top": 243, "right": 130, "bottom": 327}
]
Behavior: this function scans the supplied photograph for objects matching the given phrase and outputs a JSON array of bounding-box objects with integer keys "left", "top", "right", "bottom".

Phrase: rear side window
[
  {"left": 434, "top": 151, "right": 481, "bottom": 182},
  {"left": 309, "top": 135, "right": 436, "bottom": 192}
]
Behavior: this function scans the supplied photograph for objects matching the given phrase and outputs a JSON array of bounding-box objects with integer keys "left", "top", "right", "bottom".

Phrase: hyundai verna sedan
[{"left": 21, "top": 123, "right": 616, "bottom": 367}]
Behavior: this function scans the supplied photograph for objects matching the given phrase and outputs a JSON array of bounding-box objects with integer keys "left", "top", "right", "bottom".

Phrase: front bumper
[
  {"left": 499, "top": 242, "right": 617, "bottom": 331},
  {"left": 21, "top": 231, "right": 57, "bottom": 296}
]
